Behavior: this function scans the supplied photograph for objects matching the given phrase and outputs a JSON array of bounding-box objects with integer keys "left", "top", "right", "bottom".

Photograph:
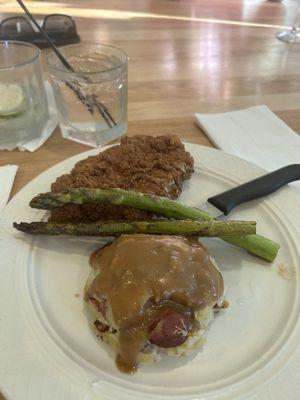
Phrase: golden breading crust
[{"left": 49, "top": 135, "right": 194, "bottom": 223}]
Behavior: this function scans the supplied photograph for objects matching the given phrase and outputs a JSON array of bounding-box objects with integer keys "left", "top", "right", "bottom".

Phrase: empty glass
[
  {"left": 276, "top": 0, "right": 300, "bottom": 43},
  {"left": 47, "top": 43, "right": 128, "bottom": 147},
  {"left": 0, "top": 40, "right": 50, "bottom": 149}
]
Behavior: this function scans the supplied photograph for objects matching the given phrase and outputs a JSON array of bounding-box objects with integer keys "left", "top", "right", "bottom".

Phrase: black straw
[{"left": 16, "top": 0, "right": 74, "bottom": 71}]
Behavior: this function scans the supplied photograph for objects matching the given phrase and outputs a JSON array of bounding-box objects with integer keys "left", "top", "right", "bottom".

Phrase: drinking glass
[
  {"left": 47, "top": 43, "right": 128, "bottom": 147},
  {"left": 0, "top": 40, "right": 49, "bottom": 149},
  {"left": 276, "top": 0, "right": 300, "bottom": 43}
]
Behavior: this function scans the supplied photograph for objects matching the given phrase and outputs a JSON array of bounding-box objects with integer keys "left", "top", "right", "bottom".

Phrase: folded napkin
[
  {"left": 0, "top": 82, "right": 57, "bottom": 152},
  {"left": 195, "top": 105, "right": 300, "bottom": 192},
  {"left": 0, "top": 165, "right": 18, "bottom": 210}
]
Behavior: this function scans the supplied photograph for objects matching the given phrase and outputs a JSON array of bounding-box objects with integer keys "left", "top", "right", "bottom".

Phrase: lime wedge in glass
[{"left": 0, "top": 83, "right": 26, "bottom": 117}]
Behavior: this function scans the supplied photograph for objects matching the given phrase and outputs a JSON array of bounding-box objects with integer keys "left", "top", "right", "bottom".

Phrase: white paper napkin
[
  {"left": 0, "top": 165, "right": 18, "bottom": 210},
  {"left": 0, "top": 81, "right": 57, "bottom": 152},
  {"left": 195, "top": 105, "right": 300, "bottom": 191}
]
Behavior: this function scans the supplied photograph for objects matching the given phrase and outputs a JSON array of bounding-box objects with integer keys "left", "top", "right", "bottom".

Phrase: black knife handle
[{"left": 208, "top": 164, "right": 300, "bottom": 215}]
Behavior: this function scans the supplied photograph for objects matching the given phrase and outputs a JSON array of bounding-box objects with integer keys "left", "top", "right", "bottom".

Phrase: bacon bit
[
  {"left": 89, "top": 296, "right": 107, "bottom": 317},
  {"left": 94, "top": 320, "right": 109, "bottom": 332}
]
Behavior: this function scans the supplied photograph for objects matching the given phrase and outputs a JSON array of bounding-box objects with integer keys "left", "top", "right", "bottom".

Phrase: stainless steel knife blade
[{"left": 196, "top": 201, "right": 225, "bottom": 219}]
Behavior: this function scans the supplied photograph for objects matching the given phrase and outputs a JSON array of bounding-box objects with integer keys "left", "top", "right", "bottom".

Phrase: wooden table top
[{"left": 1, "top": 0, "right": 300, "bottom": 198}]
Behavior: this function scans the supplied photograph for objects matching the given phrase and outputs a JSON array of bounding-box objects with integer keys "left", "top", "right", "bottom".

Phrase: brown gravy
[{"left": 86, "top": 234, "right": 224, "bottom": 373}]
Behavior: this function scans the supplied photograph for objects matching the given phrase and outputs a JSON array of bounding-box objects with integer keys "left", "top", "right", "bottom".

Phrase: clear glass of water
[
  {"left": 0, "top": 41, "right": 50, "bottom": 149},
  {"left": 47, "top": 43, "right": 128, "bottom": 147}
]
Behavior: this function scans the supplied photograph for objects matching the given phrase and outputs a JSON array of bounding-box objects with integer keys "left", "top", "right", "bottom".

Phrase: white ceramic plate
[{"left": 1, "top": 143, "right": 300, "bottom": 400}]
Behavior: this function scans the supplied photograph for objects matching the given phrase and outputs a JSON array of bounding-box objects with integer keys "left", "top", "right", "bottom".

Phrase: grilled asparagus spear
[
  {"left": 29, "top": 187, "right": 280, "bottom": 262},
  {"left": 13, "top": 219, "right": 256, "bottom": 237}
]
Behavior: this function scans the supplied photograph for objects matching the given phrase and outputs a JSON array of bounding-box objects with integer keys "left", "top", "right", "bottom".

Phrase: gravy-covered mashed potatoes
[{"left": 84, "top": 234, "right": 226, "bottom": 373}]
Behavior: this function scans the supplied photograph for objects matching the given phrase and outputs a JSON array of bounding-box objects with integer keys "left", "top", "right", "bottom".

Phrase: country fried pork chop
[{"left": 50, "top": 135, "right": 194, "bottom": 223}]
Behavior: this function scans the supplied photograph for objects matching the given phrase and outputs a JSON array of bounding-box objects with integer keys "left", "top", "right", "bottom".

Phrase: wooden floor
[{"left": 1, "top": 0, "right": 300, "bottom": 196}]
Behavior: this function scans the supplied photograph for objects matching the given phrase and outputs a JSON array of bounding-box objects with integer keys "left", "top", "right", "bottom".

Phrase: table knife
[{"left": 198, "top": 164, "right": 300, "bottom": 218}]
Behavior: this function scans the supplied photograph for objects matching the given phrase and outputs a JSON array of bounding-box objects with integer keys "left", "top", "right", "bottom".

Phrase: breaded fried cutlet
[{"left": 49, "top": 135, "right": 194, "bottom": 223}]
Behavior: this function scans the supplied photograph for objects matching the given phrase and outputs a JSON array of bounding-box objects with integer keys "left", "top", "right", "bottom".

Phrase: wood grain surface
[{"left": 0, "top": 0, "right": 300, "bottom": 197}]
